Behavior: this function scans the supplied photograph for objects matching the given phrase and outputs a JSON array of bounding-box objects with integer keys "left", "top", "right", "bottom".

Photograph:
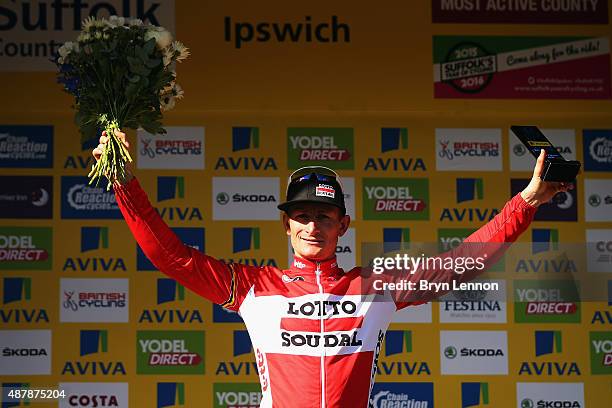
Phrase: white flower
[
  {"left": 58, "top": 56, "right": 65, "bottom": 64},
  {"left": 107, "top": 15, "right": 126, "bottom": 27},
  {"left": 58, "top": 42, "right": 74, "bottom": 57},
  {"left": 144, "top": 26, "right": 173, "bottom": 49},
  {"left": 172, "top": 41, "right": 190, "bottom": 62},
  {"left": 82, "top": 16, "right": 97, "bottom": 31},
  {"left": 77, "top": 32, "right": 91, "bottom": 42},
  {"left": 173, "top": 83, "right": 184, "bottom": 99},
  {"left": 160, "top": 94, "right": 176, "bottom": 111},
  {"left": 127, "top": 18, "right": 143, "bottom": 26}
]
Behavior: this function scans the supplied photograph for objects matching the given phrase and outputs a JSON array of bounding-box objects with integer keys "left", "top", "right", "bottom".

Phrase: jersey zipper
[{"left": 315, "top": 262, "right": 326, "bottom": 408}]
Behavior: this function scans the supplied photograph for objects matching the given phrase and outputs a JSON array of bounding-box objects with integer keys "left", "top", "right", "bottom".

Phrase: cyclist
[{"left": 94, "top": 130, "right": 572, "bottom": 408}]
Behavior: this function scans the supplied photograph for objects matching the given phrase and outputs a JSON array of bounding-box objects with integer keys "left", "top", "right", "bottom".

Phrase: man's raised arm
[{"left": 93, "top": 130, "right": 251, "bottom": 311}]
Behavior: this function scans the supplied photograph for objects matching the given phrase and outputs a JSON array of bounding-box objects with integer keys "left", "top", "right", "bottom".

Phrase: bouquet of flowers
[{"left": 56, "top": 15, "right": 189, "bottom": 188}]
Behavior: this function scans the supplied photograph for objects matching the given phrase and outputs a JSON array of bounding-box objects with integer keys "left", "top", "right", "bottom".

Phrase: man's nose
[{"left": 305, "top": 220, "right": 319, "bottom": 234}]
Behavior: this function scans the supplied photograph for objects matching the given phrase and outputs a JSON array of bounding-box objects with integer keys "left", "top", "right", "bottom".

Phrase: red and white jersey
[{"left": 114, "top": 178, "right": 537, "bottom": 408}]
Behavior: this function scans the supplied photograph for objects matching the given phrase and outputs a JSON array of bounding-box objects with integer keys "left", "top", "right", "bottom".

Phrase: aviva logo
[
  {"left": 381, "top": 128, "right": 408, "bottom": 153},
  {"left": 233, "top": 330, "right": 253, "bottom": 357},
  {"left": 383, "top": 228, "right": 410, "bottom": 253},
  {"left": 385, "top": 330, "right": 412, "bottom": 356},
  {"left": 535, "top": 330, "right": 562, "bottom": 357},
  {"left": 456, "top": 178, "right": 484, "bottom": 203},
  {"left": 3, "top": 277, "right": 31, "bottom": 304},
  {"left": 81, "top": 227, "right": 109, "bottom": 252},
  {"left": 157, "top": 177, "right": 185, "bottom": 202},
  {"left": 532, "top": 229, "right": 559, "bottom": 254},
  {"left": 232, "top": 127, "right": 259, "bottom": 151},
  {"left": 461, "top": 382, "right": 489, "bottom": 407},
  {"left": 157, "top": 382, "right": 185, "bottom": 408},
  {"left": 80, "top": 330, "right": 108, "bottom": 356},
  {"left": 233, "top": 228, "right": 260, "bottom": 253},
  {"left": 157, "top": 279, "right": 185, "bottom": 305}
]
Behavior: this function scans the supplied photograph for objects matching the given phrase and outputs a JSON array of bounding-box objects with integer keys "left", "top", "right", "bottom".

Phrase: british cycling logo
[
  {"left": 364, "top": 128, "right": 427, "bottom": 172},
  {"left": 60, "top": 278, "right": 128, "bottom": 323},
  {"left": 138, "top": 278, "right": 203, "bottom": 325},
  {"left": 62, "top": 226, "right": 127, "bottom": 272},
  {"left": 518, "top": 330, "right": 581, "bottom": 376},
  {"left": 61, "top": 330, "right": 126, "bottom": 376},
  {"left": 214, "top": 127, "right": 277, "bottom": 171},
  {"left": 287, "top": 128, "right": 354, "bottom": 169},
  {"left": 368, "top": 382, "right": 433, "bottom": 408},
  {"left": 1, "top": 277, "right": 49, "bottom": 324},
  {"left": 212, "top": 177, "right": 280, "bottom": 220},
  {"left": 58, "top": 382, "right": 128, "bottom": 408},
  {"left": 0, "top": 176, "right": 53, "bottom": 219},
  {"left": 0, "top": 227, "right": 52, "bottom": 271},
  {"left": 137, "top": 126, "right": 204, "bottom": 170},
  {"left": 0, "top": 330, "right": 51, "bottom": 375},
  {"left": 0, "top": 125, "right": 53, "bottom": 168},
  {"left": 435, "top": 128, "right": 502, "bottom": 171}
]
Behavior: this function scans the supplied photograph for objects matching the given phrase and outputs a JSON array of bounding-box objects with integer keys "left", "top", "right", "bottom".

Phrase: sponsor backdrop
[{"left": 1, "top": 0, "right": 611, "bottom": 407}]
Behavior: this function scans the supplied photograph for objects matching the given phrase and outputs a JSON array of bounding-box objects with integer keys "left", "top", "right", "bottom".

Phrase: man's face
[{"left": 283, "top": 203, "right": 350, "bottom": 262}]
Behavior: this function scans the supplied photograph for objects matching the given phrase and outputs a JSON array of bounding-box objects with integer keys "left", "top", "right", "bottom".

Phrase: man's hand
[
  {"left": 92, "top": 129, "right": 134, "bottom": 185},
  {"left": 520, "top": 149, "right": 574, "bottom": 207}
]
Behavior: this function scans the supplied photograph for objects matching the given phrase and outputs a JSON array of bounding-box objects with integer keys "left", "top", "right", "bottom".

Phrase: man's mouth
[{"left": 301, "top": 237, "right": 324, "bottom": 245}]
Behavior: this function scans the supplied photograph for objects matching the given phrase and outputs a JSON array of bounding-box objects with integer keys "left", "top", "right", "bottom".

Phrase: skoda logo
[
  {"left": 521, "top": 398, "right": 534, "bottom": 408},
  {"left": 444, "top": 346, "right": 457, "bottom": 359},
  {"left": 513, "top": 144, "right": 526, "bottom": 156},
  {"left": 589, "top": 194, "right": 601, "bottom": 207},
  {"left": 216, "top": 192, "right": 229, "bottom": 205}
]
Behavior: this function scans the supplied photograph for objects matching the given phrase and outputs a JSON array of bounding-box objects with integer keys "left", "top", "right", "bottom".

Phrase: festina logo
[
  {"left": 61, "top": 361, "right": 126, "bottom": 375},
  {"left": 220, "top": 258, "right": 278, "bottom": 267},
  {"left": 0, "top": 308, "right": 49, "bottom": 323},
  {"left": 518, "top": 362, "right": 581, "bottom": 376},
  {"left": 439, "top": 208, "right": 499, "bottom": 222},
  {"left": 442, "top": 301, "right": 501, "bottom": 311},
  {"left": 138, "top": 309, "right": 203, "bottom": 324},
  {"left": 62, "top": 257, "right": 127, "bottom": 272},
  {"left": 515, "top": 260, "right": 577, "bottom": 273}
]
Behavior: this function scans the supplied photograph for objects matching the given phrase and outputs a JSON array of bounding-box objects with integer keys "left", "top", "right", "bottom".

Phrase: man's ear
[
  {"left": 282, "top": 212, "right": 291, "bottom": 236},
  {"left": 339, "top": 214, "right": 351, "bottom": 237}
]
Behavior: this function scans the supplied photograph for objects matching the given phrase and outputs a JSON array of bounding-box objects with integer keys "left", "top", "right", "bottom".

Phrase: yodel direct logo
[
  {"left": 213, "top": 383, "right": 261, "bottom": 408},
  {"left": 590, "top": 331, "right": 612, "bottom": 374},
  {"left": 514, "top": 280, "right": 580, "bottom": 324},
  {"left": 363, "top": 178, "right": 429, "bottom": 220},
  {"left": 0, "top": 227, "right": 52, "bottom": 270},
  {"left": 137, "top": 331, "right": 205, "bottom": 375},
  {"left": 287, "top": 128, "right": 354, "bottom": 169}
]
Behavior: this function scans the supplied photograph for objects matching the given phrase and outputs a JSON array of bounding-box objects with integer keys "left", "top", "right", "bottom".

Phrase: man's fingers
[
  {"left": 533, "top": 149, "right": 546, "bottom": 179},
  {"left": 113, "top": 129, "right": 129, "bottom": 148},
  {"left": 99, "top": 135, "right": 108, "bottom": 144}
]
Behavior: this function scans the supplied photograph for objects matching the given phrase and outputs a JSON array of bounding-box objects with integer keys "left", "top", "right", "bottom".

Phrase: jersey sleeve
[
  {"left": 113, "top": 178, "right": 253, "bottom": 311},
  {"left": 395, "top": 192, "right": 537, "bottom": 310}
]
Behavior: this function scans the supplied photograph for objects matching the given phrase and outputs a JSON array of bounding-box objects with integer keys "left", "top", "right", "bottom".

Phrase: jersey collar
[{"left": 289, "top": 255, "right": 342, "bottom": 277}]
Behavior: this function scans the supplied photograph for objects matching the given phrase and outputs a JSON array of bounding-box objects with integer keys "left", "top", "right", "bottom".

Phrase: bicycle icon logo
[
  {"left": 438, "top": 140, "right": 454, "bottom": 160},
  {"left": 140, "top": 138, "right": 155, "bottom": 158},
  {"left": 62, "top": 291, "right": 78, "bottom": 311}
]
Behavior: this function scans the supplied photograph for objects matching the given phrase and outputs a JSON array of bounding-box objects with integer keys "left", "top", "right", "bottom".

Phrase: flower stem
[{"left": 88, "top": 115, "right": 133, "bottom": 190}]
